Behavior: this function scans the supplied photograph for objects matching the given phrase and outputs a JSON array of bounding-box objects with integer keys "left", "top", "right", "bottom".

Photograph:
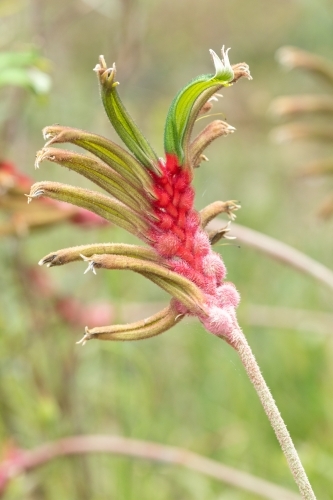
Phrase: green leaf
[
  {"left": 26, "top": 68, "right": 51, "bottom": 94},
  {"left": 0, "top": 50, "right": 51, "bottom": 94},
  {"left": 0, "top": 51, "right": 37, "bottom": 71},
  {"left": 0, "top": 67, "right": 50, "bottom": 94}
]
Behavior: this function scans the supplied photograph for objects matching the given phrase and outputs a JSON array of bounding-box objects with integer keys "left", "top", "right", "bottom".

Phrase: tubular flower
[
  {"left": 0, "top": 160, "right": 108, "bottom": 237},
  {"left": 29, "top": 46, "right": 251, "bottom": 344}
]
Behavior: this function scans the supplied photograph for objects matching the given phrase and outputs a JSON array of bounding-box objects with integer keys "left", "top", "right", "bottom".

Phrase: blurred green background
[{"left": 1, "top": 0, "right": 333, "bottom": 498}]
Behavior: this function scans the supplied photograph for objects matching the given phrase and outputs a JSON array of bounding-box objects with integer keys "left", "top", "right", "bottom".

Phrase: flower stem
[
  {"left": 0, "top": 435, "right": 301, "bottom": 499},
  {"left": 228, "top": 327, "right": 316, "bottom": 500}
]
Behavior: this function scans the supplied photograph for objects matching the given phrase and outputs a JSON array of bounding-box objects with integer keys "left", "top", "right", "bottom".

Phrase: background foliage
[{"left": 1, "top": 0, "right": 333, "bottom": 498}]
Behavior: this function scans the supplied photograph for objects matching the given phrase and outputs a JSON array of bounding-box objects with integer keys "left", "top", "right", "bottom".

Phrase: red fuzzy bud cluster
[{"left": 147, "top": 154, "right": 240, "bottom": 337}]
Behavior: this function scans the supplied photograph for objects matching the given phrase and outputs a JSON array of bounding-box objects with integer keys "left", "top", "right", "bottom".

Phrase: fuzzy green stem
[{"left": 227, "top": 327, "right": 316, "bottom": 500}]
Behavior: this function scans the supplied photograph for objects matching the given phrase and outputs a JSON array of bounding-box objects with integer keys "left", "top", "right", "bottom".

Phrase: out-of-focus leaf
[
  {"left": 0, "top": 50, "right": 52, "bottom": 94},
  {"left": 0, "top": 51, "right": 37, "bottom": 71},
  {"left": 0, "top": 67, "right": 31, "bottom": 87},
  {"left": 0, "top": 67, "right": 51, "bottom": 94},
  {"left": 26, "top": 68, "right": 51, "bottom": 94}
]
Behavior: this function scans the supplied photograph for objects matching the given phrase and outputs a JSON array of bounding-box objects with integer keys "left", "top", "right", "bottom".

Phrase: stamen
[
  {"left": 25, "top": 190, "right": 45, "bottom": 204},
  {"left": 76, "top": 326, "right": 91, "bottom": 346},
  {"left": 80, "top": 254, "right": 97, "bottom": 275}
]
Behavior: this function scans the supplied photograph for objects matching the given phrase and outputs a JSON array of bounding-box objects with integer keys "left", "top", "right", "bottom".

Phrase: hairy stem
[{"left": 228, "top": 328, "right": 316, "bottom": 500}]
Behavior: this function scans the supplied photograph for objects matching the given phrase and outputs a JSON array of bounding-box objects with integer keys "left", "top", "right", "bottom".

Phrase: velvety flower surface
[{"left": 28, "top": 46, "right": 251, "bottom": 344}]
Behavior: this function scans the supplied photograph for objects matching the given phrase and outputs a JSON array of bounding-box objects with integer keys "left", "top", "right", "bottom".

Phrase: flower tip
[
  {"left": 221, "top": 45, "right": 231, "bottom": 60},
  {"left": 25, "top": 187, "right": 44, "bottom": 203},
  {"left": 35, "top": 148, "right": 57, "bottom": 169},
  {"left": 93, "top": 55, "right": 107, "bottom": 72},
  {"left": 209, "top": 46, "right": 234, "bottom": 81},
  {"left": 26, "top": 188, "right": 44, "bottom": 203},
  {"left": 35, "top": 151, "right": 42, "bottom": 169},
  {"left": 42, "top": 124, "right": 60, "bottom": 142},
  {"left": 209, "top": 48, "right": 221, "bottom": 71},
  {"left": 76, "top": 326, "right": 93, "bottom": 346},
  {"left": 231, "top": 63, "right": 252, "bottom": 82},
  {"left": 42, "top": 131, "right": 52, "bottom": 141},
  {"left": 94, "top": 59, "right": 119, "bottom": 88},
  {"left": 38, "top": 254, "right": 56, "bottom": 267}
]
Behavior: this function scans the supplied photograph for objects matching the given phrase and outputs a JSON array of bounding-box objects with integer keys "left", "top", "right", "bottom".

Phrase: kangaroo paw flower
[
  {"left": 77, "top": 303, "right": 182, "bottom": 344},
  {"left": 39, "top": 243, "right": 161, "bottom": 267},
  {"left": 200, "top": 201, "right": 241, "bottom": 227},
  {"left": 35, "top": 147, "right": 154, "bottom": 215},
  {"left": 42, "top": 125, "right": 156, "bottom": 196},
  {"left": 33, "top": 46, "right": 251, "bottom": 342},
  {"left": 27, "top": 181, "right": 150, "bottom": 239},
  {"left": 190, "top": 120, "right": 236, "bottom": 168}
]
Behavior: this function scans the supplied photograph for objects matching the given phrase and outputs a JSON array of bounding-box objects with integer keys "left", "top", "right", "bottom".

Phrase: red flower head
[{"left": 28, "top": 46, "right": 251, "bottom": 344}]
